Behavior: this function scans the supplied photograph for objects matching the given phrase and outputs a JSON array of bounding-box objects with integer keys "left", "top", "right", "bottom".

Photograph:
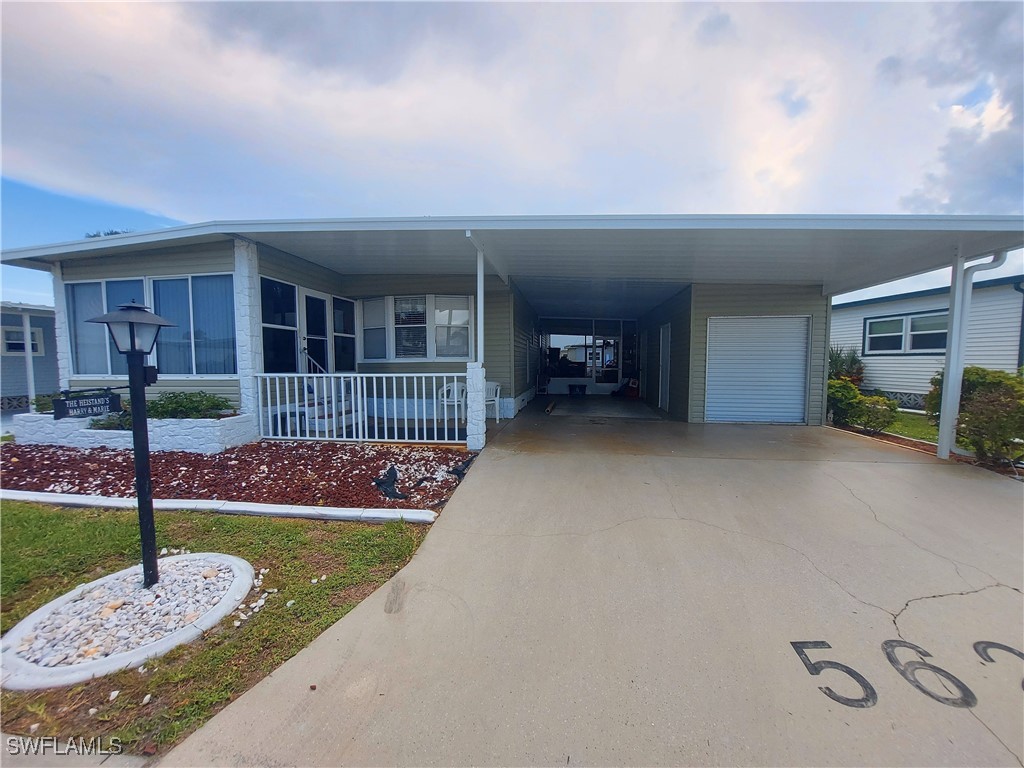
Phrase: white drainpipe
[{"left": 936, "top": 249, "right": 1007, "bottom": 459}]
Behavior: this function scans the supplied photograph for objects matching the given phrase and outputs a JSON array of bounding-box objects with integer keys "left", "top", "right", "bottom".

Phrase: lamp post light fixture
[{"left": 88, "top": 301, "right": 174, "bottom": 588}]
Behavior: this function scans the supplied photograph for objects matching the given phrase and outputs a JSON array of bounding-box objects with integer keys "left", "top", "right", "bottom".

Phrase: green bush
[
  {"left": 957, "top": 388, "right": 1024, "bottom": 465},
  {"left": 87, "top": 391, "right": 234, "bottom": 430},
  {"left": 145, "top": 391, "right": 234, "bottom": 420},
  {"left": 924, "top": 366, "right": 1024, "bottom": 423},
  {"left": 32, "top": 393, "right": 59, "bottom": 413},
  {"left": 827, "top": 378, "right": 863, "bottom": 426},
  {"left": 857, "top": 395, "right": 898, "bottom": 434},
  {"left": 828, "top": 346, "right": 865, "bottom": 387}
]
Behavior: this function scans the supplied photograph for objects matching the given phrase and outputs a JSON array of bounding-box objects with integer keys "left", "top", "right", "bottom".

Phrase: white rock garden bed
[{"left": 1, "top": 553, "right": 254, "bottom": 690}]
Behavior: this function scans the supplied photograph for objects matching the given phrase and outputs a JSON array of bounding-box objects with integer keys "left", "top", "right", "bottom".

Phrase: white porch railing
[{"left": 255, "top": 373, "right": 468, "bottom": 444}]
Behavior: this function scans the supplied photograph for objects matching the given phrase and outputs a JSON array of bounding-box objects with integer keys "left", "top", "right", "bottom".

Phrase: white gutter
[{"left": 936, "top": 249, "right": 1008, "bottom": 460}]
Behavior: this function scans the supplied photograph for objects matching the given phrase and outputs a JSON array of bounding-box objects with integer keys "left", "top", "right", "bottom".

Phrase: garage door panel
[{"left": 705, "top": 316, "right": 809, "bottom": 423}]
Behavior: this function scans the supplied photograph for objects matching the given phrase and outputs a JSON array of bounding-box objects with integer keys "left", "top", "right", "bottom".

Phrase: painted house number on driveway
[{"left": 791, "top": 640, "right": 1024, "bottom": 709}]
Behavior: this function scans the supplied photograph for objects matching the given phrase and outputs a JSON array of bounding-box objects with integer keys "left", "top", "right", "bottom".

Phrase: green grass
[
  {"left": 1, "top": 434, "right": 13, "bottom": 442},
  {"left": 884, "top": 411, "right": 938, "bottom": 442},
  {"left": 0, "top": 501, "right": 426, "bottom": 754}
]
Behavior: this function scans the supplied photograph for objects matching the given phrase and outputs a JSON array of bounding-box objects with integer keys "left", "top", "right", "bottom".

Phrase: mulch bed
[{"left": 0, "top": 441, "right": 473, "bottom": 510}]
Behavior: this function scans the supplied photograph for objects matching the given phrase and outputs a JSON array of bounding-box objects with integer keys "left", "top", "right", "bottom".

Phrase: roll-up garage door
[{"left": 705, "top": 316, "right": 809, "bottom": 423}]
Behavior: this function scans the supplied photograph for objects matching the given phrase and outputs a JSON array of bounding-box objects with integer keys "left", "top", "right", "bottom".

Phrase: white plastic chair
[
  {"left": 484, "top": 381, "right": 501, "bottom": 423},
  {"left": 437, "top": 381, "right": 468, "bottom": 423}
]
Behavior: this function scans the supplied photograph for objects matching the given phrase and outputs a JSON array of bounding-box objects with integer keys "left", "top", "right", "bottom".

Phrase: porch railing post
[{"left": 466, "top": 363, "right": 486, "bottom": 450}]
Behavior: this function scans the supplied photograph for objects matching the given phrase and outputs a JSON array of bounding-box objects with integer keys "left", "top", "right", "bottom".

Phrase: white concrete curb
[
  {"left": 0, "top": 489, "right": 437, "bottom": 524},
  {"left": 0, "top": 553, "right": 254, "bottom": 690}
]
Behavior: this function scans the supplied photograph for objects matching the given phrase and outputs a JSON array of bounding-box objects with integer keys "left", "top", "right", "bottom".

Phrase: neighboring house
[
  {"left": 1, "top": 215, "right": 1021, "bottom": 450},
  {"left": 0, "top": 302, "right": 59, "bottom": 411},
  {"left": 831, "top": 275, "right": 1024, "bottom": 409}
]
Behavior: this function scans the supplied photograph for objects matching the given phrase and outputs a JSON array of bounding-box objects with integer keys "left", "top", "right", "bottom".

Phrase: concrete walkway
[{"left": 163, "top": 415, "right": 1023, "bottom": 767}]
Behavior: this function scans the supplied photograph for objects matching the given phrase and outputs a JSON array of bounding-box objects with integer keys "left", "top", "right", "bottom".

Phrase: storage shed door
[{"left": 705, "top": 316, "right": 809, "bottom": 423}]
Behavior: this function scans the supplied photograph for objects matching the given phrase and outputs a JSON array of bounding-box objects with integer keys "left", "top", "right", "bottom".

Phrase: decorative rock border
[
  {"left": 0, "top": 489, "right": 437, "bottom": 524},
  {"left": 1, "top": 553, "right": 254, "bottom": 690}
]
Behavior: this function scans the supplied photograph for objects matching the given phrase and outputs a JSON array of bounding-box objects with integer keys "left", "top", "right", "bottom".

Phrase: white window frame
[
  {"left": 1, "top": 326, "right": 44, "bottom": 356},
  {"left": 356, "top": 295, "right": 476, "bottom": 363},
  {"left": 64, "top": 274, "right": 237, "bottom": 378},
  {"left": 863, "top": 311, "right": 948, "bottom": 355}
]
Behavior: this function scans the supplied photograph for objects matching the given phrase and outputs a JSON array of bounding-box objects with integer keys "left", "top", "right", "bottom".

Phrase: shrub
[
  {"left": 957, "top": 388, "right": 1024, "bottom": 465},
  {"left": 146, "top": 392, "right": 234, "bottom": 420},
  {"left": 857, "top": 395, "right": 898, "bottom": 434},
  {"left": 827, "top": 378, "right": 863, "bottom": 426},
  {"left": 828, "top": 346, "right": 865, "bottom": 387},
  {"left": 924, "top": 366, "right": 1024, "bottom": 423},
  {"left": 32, "top": 393, "right": 59, "bottom": 413},
  {"left": 87, "top": 391, "right": 234, "bottom": 430}
]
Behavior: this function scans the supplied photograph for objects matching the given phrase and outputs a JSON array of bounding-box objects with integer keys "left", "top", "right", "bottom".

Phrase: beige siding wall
[
  {"left": 60, "top": 242, "right": 235, "bottom": 281},
  {"left": 258, "top": 245, "right": 350, "bottom": 296},
  {"left": 639, "top": 287, "right": 692, "bottom": 419},
  {"left": 689, "top": 284, "right": 828, "bottom": 425},
  {"left": 69, "top": 377, "right": 241, "bottom": 406},
  {"left": 299, "top": 272, "right": 514, "bottom": 393},
  {"left": 511, "top": 282, "right": 538, "bottom": 397}
]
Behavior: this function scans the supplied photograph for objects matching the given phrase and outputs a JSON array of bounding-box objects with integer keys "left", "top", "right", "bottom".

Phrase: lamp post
[{"left": 88, "top": 301, "right": 174, "bottom": 588}]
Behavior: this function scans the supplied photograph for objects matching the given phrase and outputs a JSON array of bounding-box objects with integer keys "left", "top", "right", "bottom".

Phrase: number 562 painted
[{"left": 790, "top": 640, "right": 1023, "bottom": 709}]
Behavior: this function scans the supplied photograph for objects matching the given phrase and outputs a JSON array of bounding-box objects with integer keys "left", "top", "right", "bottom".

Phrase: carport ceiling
[
  {"left": 3, "top": 214, "right": 1021, "bottom": 296},
  {"left": 513, "top": 277, "right": 687, "bottom": 318}
]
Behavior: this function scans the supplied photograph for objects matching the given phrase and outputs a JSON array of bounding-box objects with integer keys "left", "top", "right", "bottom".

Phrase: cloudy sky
[{"left": 2, "top": 1, "right": 1022, "bottom": 304}]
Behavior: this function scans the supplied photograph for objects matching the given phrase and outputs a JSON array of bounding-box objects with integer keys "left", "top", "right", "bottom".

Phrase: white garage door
[{"left": 705, "top": 316, "right": 809, "bottom": 423}]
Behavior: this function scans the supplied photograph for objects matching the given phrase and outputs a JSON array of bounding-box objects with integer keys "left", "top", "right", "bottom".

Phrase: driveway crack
[{"left": 823, "top": 472, "right": 1013, "bottom": 591}]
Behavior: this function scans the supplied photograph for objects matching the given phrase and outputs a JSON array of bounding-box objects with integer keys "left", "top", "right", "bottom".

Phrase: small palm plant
[{"left": 828, "top": 345, "right": 865, "bottom": 387}]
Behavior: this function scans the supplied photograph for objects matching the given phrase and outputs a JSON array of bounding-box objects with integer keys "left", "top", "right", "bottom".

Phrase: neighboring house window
[
  {"left": 357, "top": 295, "right": 475, "bottom": 362},
  {"left": 1, "top": 327, "right": 43, "bottom": 356},
  {"left": 864, "top": 312, "right": 947, "bottom": 354},
  {"left": 261, "top": 277, "right": 299, "bottom": 373},
  {"left": 65, "top": 276, "right": 236, "bottom": 375}
]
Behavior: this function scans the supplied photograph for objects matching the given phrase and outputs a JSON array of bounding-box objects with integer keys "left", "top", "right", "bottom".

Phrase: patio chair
[
  {"left": 436, "top": 381, "right": 468, "bottom": 424},
  {"left": 484, "top": 381, "right": 501, "bottom": 423}
]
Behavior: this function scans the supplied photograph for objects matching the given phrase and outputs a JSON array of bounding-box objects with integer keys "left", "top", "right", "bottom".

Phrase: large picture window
[
  {"left": 864, "top": 312, "right": 947, "bottom": 355},
  {"left": 358, "top": 295, "right": 475, "bottom": 362},
  {"left": 65, "top": 275, "right": 236, "bottom": 376}
]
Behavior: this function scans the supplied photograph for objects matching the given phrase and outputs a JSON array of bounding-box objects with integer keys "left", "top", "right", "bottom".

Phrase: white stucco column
[
  {"left": 466, "top": 362, "right": 486, "bottom": 450},
  {"left": 233, "top": 239, "right": 263, "bottom": 416},
  {"left": 50, "top": 263, "right": 71, "bottom": 392},
  {"left": 21, "top": 312, "right": 37, "bottom": 410}
]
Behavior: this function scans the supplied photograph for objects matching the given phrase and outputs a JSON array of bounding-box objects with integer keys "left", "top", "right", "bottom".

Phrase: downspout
[
  {"left": 1014, "top": 281, "right": 1024, "bottom": 370},
  {"left": 936, "top": 249, "right": 1008, "bottom": 459}
]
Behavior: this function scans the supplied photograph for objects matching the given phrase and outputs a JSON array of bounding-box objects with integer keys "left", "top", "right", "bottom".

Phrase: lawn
[
  {"left": 0, "top": 501, "right": 426, "bottom": 755},
  {"left": 884, "top": 410, "right": 938, "bottom": 442}
]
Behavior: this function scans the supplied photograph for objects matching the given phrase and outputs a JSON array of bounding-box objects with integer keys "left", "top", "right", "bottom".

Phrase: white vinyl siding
[
  {"left": 705, "top": 316, "right": 810, "bottom": 423},
  {"left": 831, "top": 283, "right": 1023, "bottom": 396}
]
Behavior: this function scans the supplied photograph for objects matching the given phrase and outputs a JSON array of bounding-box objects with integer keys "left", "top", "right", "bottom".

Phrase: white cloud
[{"left": 1, "top": 2, "right": 1020, "bottom": 225}]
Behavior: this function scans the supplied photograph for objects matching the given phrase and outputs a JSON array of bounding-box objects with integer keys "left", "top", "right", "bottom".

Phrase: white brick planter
[{"left": 11, "top": 413, "right": 259, "bottom": 454}]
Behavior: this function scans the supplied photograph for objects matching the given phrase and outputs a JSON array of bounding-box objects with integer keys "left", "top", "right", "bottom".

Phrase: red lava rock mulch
[{"left": 0, "top": 441, "right": 474, "bottom": 510}]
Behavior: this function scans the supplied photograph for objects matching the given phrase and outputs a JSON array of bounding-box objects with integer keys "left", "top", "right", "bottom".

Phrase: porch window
[
  {"left": 362, "top": 298, "right": 388, "bottom": 360},
  {"left": 333, "top": 297, "right": 356, "bottom": 371},
  {"left": 864, "top": 312, "right": 947, "bottom": 355},
  {"left": 1, "top": 327, "right": 43, "bottom": 355},
  {"left": 66, "top": 276, "right": 236, "bottom": 376},
  {"left": 153, "top": 275, "right": 238, "bottom": 375},
  {"left": 261, "top": 277, "right": 299, "bottom": 373},
  {"left": 357, "top": 295, "right": 475, "bottom": 362},
  {"left": 394, "top": 296, "right": 427, "bottom": 358}
]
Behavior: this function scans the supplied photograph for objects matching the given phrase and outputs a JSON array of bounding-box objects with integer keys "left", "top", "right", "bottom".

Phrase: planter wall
[{"left": 11, "top": 413, "right": 259, "bottom": 454}]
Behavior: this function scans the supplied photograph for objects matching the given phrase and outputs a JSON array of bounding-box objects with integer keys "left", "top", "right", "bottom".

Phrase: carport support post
[
  {"left": 21, "top": 312, "right": 36, "bottom": 412},
  {"left": 936, "top": 248, "right": 1007, "bottom": 459},
  {"left": 466, "top": 246, "right": 487, "bottom": 450}
]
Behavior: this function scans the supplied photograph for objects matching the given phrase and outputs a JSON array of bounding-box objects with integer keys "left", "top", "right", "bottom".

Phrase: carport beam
[{"left": 936, "top": 248, "right": 1007, "bottom": 459}]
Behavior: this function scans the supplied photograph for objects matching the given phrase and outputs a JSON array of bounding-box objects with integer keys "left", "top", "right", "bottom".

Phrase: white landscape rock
[{"left": 1, "top": 553, "right": 253, "bottom": 690}]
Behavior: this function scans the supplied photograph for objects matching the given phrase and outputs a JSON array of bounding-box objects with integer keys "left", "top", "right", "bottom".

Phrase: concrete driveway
[{"left": 164, "top": 409, "right": 1023, "bottom": 767}]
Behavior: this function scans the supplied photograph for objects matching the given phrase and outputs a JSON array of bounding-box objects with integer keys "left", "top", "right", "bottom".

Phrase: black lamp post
[{"left": 88, "top": 301, "right": 174, "bottom": 588}]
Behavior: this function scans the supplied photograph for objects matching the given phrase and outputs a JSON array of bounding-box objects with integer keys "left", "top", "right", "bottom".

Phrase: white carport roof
[{"left": 3, "top": 214, "right": 1021, "bottom": 316}]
